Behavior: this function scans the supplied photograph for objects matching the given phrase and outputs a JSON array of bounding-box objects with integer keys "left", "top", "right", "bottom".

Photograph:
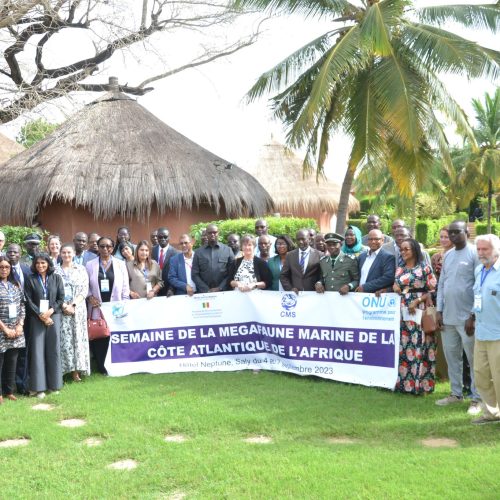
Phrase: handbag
[
  {"left": 87, "top": 307, "right": 110, "bottom": 341},
  {"left": 422, "top": 305, "right": 438, "bottom": 334}
]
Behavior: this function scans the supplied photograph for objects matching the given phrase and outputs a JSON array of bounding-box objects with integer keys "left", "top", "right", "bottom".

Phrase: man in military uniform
[{"left": 315, "top": 233, "right": 359, "bottom": 294}]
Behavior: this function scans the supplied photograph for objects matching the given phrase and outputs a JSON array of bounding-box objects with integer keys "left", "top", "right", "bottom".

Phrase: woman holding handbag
[
  {"left": 393, "top": 239, "right": 437, "bottom": 395},
  {"left": 86, "top": 237, "right": 130, "bottom": 375}
]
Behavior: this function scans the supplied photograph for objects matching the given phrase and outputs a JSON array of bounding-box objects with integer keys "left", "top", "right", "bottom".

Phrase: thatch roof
[
  {"left": 0, "top": 132, "right": 24, "bottom": 164},
  {"left": 0, "top": 83, "right": 273, "bottom": 223},
  {"left": 252, "top": 141, "right": 359, "bottom": 214}
]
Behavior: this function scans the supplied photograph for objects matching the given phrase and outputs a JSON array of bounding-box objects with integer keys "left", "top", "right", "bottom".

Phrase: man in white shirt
[{"left": 356, "top": 230, "right": 395, "bottom": 293}]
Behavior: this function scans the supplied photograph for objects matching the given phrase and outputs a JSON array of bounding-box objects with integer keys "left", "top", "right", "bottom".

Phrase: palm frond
[
  {"left": 416, "top": 4, "right": 500, "bottom": 33},
  {"left": 287, "top": 25, "right": 369, "bottom": 147},
  {"left": 344, "top": 67, "right": 387, "bottom": 170},
  {"left": 232, "top": 0, "right": 359, "bottom": 19},
  {"left": 246, "top": 29, "right": 342, "bottom": 102},
  {"left": 371, "top": 55, "right": 427, "bottom": 151},
  {"left": 400, "top": 23, "right": 500, "bottom": 80}
]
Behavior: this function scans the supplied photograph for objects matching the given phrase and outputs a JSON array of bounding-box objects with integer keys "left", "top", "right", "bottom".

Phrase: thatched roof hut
[
  {"left": 0, "top": 132, "right": 23, "bottom": 164},
  {"left": 0, "top": 79, "right": 273, "bottom": 241},
  {"left": 252, "top": 141, "right": 359, "bottom": 232}
]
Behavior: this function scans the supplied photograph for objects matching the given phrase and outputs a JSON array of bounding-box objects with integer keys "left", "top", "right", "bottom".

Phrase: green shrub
[
  {"left": 190, "top": 217, "right": 319, "bottom": 247},
  {"left": 475, "top": 222, "right": 500, "bottom": 236},
  {"left": 0, "top": 225, "right": 47, "bottom": 250}
]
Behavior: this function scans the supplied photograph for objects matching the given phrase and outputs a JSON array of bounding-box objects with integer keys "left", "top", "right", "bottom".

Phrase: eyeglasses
[
  {"left": 158, "top": 235, "right": 169, "bottom": 240},
  {"left": 367, "top": 237, "right": 382, "bottom": 241},
  {"left": 99, "top": 244, "right": 113, "bottom": 249},
  {"left": 400, "top": 248, "right": 412, "bottom": 252}
]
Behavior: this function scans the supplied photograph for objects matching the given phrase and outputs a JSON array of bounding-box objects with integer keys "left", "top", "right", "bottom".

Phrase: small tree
[{"left": 16, "top": 119, "right": 59, "bottom": 148}]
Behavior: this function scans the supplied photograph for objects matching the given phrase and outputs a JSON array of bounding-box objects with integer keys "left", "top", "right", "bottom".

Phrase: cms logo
[
  {"left": 281, "top": 293, "right": 297, "bottom": 317},
  {"left": 362, "top": 295, "right": 396, "bottom": 309}
]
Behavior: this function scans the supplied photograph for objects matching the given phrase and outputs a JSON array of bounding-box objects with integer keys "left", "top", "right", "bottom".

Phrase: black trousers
[
  {"left": 15, "top": 325, "right": 30, "bottom": 394},
  {"left": 90, "top": 337, "right": 109, "bottom": 375},
  {"left": 1, "top": 349, "right": 20, "bottom": 395}
]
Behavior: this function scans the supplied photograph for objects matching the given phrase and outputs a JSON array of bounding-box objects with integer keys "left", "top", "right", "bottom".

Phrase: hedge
[
  {"left": 347, "top": 214, "right": 470, "bottom": 247},
  {"left": 475, "top": 222, "right": 500, "bottom": 236},
  {"left": 190, "top": 217, "right": 318, "bottom": 247},
  {"left": 0, "top": 225, "right": 47, "bottom": 250}
]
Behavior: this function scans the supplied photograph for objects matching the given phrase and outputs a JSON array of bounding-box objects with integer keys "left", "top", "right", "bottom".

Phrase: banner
[{"left": 101, "top": 291, "right": 401, "bottom": 389}]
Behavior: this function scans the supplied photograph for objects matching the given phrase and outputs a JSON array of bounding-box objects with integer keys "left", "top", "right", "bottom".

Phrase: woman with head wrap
[{"left": 342, "top": 225, "right": 367, "bottom": 257}]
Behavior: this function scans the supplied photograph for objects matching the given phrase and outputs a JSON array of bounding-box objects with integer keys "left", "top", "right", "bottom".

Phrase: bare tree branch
[{"left": 0, "top": 0, "right": 259, "bottom": 124}]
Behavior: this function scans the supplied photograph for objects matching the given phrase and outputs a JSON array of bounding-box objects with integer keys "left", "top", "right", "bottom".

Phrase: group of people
[{"left": 0, "top": 217, "right": 498, "bottom": 426}]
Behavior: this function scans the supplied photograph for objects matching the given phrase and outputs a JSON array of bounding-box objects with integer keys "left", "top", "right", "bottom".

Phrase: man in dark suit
[
  {"left": 356, "top": 229, "right": 395, "bottom": 293},
  {"left": 72, "top": 232, "right": 97, "bottom": 266},
  {"left": 168, "top": 234, "right": 196, "bottom": 295},
  {"left": 152, "top": 227, "right": 179, "bottom": 296},
  {"left": 5, "top": 244, "right": 32, "bottom": 394},
  {"left": 192, "top": 224, "right": 234, "bottom": 293},
  {"left": 280, "top": 229, "right": 322, "bottom": 293}
]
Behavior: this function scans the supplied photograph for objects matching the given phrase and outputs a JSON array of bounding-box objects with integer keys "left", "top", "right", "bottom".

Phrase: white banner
[{"left": 101, "top": 291, "right": 401, "bottom": 389}]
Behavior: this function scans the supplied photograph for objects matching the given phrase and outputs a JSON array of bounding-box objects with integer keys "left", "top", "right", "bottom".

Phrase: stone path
[
  {"left": 0, "top": 438, "right": 30, "bottom": 448},
  {"left": 243, "top": 435, "right": 273, "bottom": 444},
  {"left": 59, "top": 418, "right": 86, "bottom": 428},
  {"left": 421, "top": 438, "right": 458, "bottom": 448},
  {"left": 107, "top": 459, "right": 138, "bottom": 470}
]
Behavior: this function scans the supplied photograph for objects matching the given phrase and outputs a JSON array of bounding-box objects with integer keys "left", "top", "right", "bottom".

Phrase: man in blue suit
[
  {"left": 356, "top": 229, "right": 396, "bottom": 293},
  {"left": 168, "top": 234, "right": 196, "bottom": 296}
]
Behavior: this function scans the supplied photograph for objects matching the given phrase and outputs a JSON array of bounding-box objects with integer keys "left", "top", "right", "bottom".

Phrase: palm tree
[
  {"left": 234, "top": 0, "right": 500, "bottom": 232},
  {"left": 452, "top": 88, "right": 500, "bottom": 231}
]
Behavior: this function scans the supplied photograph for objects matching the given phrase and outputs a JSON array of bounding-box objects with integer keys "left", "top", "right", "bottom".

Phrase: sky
[{"left": 0, "top": 1, "right": 497, "bottom": 184}]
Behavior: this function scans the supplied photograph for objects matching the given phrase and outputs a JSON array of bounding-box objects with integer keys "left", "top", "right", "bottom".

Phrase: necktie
[
  {"left": 397, "top": 250, "right": 405, "bottom": 268},
  {"left": 159, "top": 248, "right": 165, "bottom": 269},
  {"left": 299, "top": 251, "right": 306, "bottom": 273},
  {"left": 12, "top": 266, "right": 21, "bottom": 284}
]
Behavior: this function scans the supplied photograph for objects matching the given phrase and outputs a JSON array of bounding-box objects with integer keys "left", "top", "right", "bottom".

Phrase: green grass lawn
[{"left": 1, "top": 371, "right": 498, "bottom": 499}]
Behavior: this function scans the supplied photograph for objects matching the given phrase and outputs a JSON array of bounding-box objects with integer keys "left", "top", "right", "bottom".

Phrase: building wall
[
  {"left": 38, "top": 201, "right": 226, "bottom": 245},
  {"left": 287, "top": 208, "right": 335, "bottom": 233}
]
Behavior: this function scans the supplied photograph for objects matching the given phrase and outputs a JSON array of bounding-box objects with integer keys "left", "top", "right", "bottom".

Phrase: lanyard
[
  {"left": 38, "top": 275, "right": 48, "bottom": 299},
  {"left": 480, "top": 266, "right": 493, "bottom": 287},
  {"left": 184, "top": 257, "right": 193, "bottom": 270},
  {"left": 100, "top": 258, "right": 112, "bottom": 278},
  {"left": 141, "top": 266, "right": 149, "bottom": 279}
]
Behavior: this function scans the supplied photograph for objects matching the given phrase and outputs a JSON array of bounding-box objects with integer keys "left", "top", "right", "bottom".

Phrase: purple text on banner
[{"left": 110, "top": 322, "right": 396, "bottom": 368}]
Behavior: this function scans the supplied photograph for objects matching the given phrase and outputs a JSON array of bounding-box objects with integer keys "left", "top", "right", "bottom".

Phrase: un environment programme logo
[
  {"left": 281, "top": 293, "right": 297, "bottom": 318},
  {"left": 361, "top": 294, "right": 397, "bottom": 310}
]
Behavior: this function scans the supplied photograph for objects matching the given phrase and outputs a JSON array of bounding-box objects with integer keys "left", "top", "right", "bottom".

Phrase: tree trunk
[
  {"left": 487, "top": 178, "right": 493, "bottom": 233},
  {"left": 335, "top": 163, "right": 357, "bottom": 234},
  {"left": 411, "top": 193, "right": 417, "bottom": 236}
]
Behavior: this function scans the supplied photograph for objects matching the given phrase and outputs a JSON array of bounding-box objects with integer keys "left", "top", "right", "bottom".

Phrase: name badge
[
  {"left": 100, "top": 279, "right": 110, "bottom": 293},
  {"left": 146, "top": 282, "right": 153, "bottom": 293},
  {"left": 40, "top": 299, "right": 49, "bottom": 313},
  {"left": 473, "top": 294, "right": 482, "bottom": 313},
  {"left": 8, "top": 304, "right": 17, "bottom": 319}
]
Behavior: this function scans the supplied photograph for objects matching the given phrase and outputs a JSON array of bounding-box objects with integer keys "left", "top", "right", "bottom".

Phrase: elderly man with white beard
[{"left": 469, "top": 234, "right": 500, "bottom": 425}]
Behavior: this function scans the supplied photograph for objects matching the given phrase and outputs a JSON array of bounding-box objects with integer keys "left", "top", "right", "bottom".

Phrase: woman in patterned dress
[
  {"left": 55, "top": 244, "right": 90, "bottom": 381},
  {"left": 227, "top": 235, "right": 272, "bottom": 291},
  {"left": 393, "top": 238, "right": 437, "bottom": 394},
  {"left": 0, "top": 256, "right": 25, "bottom": 403}
]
